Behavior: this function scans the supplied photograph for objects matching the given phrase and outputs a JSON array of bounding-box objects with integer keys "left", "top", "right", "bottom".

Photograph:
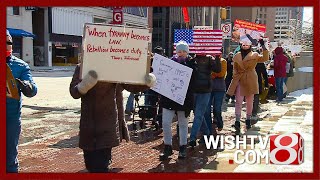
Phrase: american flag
[{"left": 173, "top": 29, "right": 223, "bottom": 55}]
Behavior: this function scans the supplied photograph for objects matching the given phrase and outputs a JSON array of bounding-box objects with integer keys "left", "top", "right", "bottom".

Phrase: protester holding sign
[
  {"left": 69, "top": 64, "right": 155, "bottom": 172},
  {"left": 189, "top": 54, "right": 221, "bottom": 148},
  {"left": 159, "top": 41, "right": 195, "bottom": 160},
  {"left": 227, "top": 39, "right": 269, "bottom": 131},
  {"left": 6, "top": 30, "right": 38, "bottom": 173}
]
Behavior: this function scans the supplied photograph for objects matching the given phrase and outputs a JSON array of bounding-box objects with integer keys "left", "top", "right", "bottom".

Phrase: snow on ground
[
  {"left": 297, "top": 67, "right": 313, "bottom": 73},
  {"left": 288, "top": 87, "right": 313, "bottom": 102}
]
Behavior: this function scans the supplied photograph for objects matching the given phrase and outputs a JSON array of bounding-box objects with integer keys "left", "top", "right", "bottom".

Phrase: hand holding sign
[
  {"left": 77, "top": 70, "right": 98, "bottom": 95},
  {"left": 145, "top": 73, "right": 156, "bottom": 87}
]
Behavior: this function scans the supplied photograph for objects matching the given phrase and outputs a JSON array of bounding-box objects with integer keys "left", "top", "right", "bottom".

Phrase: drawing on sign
[{"left": 151, "top": 53, "right": 193, "bottom": 105}]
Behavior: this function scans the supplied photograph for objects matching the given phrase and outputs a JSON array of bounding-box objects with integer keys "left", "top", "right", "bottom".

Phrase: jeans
[
  {"left": 6, "top": 122, "right": 21, "bottom": 173},
  {"left": 162, "top": 108, "right": 188, "bottom": 146},
  {"left": 203, "top": 91, "right": 225, "bottom": 134},
  {"left": 235, "top": 85, "right": 254, "bottom": 119},
  {"left": 284, "top": 77, "right": 288, "bottom": 84},
  {"left": 276, "top": 77, "right": 285, "bottom": 101},
  {"left": 190, "top": 93, "right": 211, "bottom": 141},
  {"left": 125, "top": 93, "right": 135, "bottom": 112},
  {"left": 252, "top": 94, "right": 260, "bottom": 116}
]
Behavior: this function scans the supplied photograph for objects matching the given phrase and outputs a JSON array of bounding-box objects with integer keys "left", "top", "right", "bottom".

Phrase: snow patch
[
  {"left": 298, "top": 67, "right": 313, "bottom": 73},
  {"left": 288, "top": 87, "right": 313, "bottom": 102}
]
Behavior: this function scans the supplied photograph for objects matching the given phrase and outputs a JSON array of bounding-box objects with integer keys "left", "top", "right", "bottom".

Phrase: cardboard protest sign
[
  {"left": 6, "top": 64, "right": 20, "bottom": 100},
  {"left": 232, "top": 19, "right": 266, "bottom": 46},
  {"left": 81, "top": 23, "right": 152, "bottom": 84},
  {"left": 151, "top": 54, "right": 193, "bottom": 105}
]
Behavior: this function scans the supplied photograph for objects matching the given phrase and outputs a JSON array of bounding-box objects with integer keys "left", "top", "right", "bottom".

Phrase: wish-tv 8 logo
[{"left": 270, "top": 133, "right": 304, "bottom": 165}]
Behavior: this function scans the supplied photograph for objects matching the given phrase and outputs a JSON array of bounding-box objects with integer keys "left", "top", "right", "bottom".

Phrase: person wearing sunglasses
[
  {"left": 6, "top": 29, "right": 38, "bottom": 172},
  {"left": 226, "top": 39, "right": 269, "bottom": 132}
]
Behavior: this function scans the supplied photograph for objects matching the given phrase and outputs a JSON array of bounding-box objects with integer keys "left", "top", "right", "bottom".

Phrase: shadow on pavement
[
  {"left": 23, "top": 105, "right": 78, "bottom": 112},
  {"left": 148, "top": 144, "right": 219, "bottom": 172},
  {"left": 48, "top": 135, "right": 79, "bottom": 149}
]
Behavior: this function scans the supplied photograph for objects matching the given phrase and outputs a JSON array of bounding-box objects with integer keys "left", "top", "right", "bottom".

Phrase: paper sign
[
  {"left": 6, "top": 64, "right": 20, "bottom": 100},
  {"left": 151, "top": 54, "right": 193, "bottom": 105},
  {"left": 81, "top": 23, "right": 152, "bottom": 84},
  {"left": 193, "top": 26, "right": 213, "bottom": 30},
  {"left": 232, "top": 19, "right": 266, "bottom": 45}
]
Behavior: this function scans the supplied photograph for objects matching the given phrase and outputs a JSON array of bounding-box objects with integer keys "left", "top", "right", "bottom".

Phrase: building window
[
  {"left": 260, "top": 14, "right": 262, "bottom": 18},
  {"left": 260, "top": 7, "right": 263, "bottom": 11},
  {"left": 264, "top": 20, "right": 267, "bottom": 24},
  {"left": 264, "top": 14, "right": 267, "bottom": 18},
  {"left": 93, "top": 17, "right": 107, "bottom": 24},
  {"left": 12, "top": 7, "right": 20, "bottom": 15}
]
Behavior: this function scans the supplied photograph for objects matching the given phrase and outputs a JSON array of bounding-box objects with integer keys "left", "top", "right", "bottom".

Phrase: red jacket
[{"left": 274, "top": 47, "right": 288, "bottom": 78}]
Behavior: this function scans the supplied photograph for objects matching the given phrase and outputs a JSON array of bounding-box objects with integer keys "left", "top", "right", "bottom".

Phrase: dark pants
[
  {"left": 276, "top": 77, "right": 285, "bottom": 102},
  {"left": 6, "top": 122, "right": 21, "bottom": 173},
  {"left": 83, "top": 148, "right": 112, "bottom": 173},
  {"left": 252, "top": 94, "right": 260, "bottom": 116},
  {"left": 203, "top": 91, "right": 225, "bottom": 134}
]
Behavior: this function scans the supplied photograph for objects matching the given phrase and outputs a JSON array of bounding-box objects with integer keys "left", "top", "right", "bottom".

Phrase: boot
[
  {"left": 246, "top": 119, "right": 252, "bottom": 129},
  {"left": 178, "top": 145, "right": 187, "bottom": 159},
  {"left": 159, "top": 145, "right": 173, "bottom": 161},
  {"left": 234, "top": 121, "right": 240, "bottom": 131},
  {"left": 189, "top": 140, "right": 196, "bottom": 148}
]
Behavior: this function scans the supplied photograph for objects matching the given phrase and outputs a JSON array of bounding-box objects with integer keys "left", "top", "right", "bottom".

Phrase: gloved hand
[
  {"left": 259, "top": 39, "right": 265, "bottom": 46},
  {"left": 77, "top": 70, "right": 98, "bottom": 95},
  {"left": 259, "top": 39, "right": 266, "bottom": 50},
  {"left": 145, "top": 73, "right": 156, "bottom": 87},
  {"left": 15, "top": 78, "right": 33, "bottom": 97}
]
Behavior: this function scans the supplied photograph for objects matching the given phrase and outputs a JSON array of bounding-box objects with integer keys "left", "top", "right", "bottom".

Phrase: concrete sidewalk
[{"left": 18, "top": 87, "right": 313, "bottom": 173}]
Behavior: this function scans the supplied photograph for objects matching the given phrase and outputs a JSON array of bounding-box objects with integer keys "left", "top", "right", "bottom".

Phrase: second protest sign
[{"left": 151, "top": 54, "right": 193, "bottom": 105}]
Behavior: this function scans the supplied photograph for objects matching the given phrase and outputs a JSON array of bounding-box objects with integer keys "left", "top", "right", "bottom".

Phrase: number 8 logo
[{"left": 269, "top": 133, "right": 304, "bottom": 165}]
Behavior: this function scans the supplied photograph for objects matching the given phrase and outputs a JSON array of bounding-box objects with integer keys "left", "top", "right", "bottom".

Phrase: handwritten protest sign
[
  {"left": 151, "top": 54, "right": 193, "bottom": 105},
  {"left": 81, "top": 23, "right": 152, "bottom": 84},
  {"left": 232, "top": 19, "right": 266, "bottom": 46}
]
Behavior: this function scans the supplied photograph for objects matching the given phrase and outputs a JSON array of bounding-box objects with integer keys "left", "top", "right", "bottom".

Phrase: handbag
[{"left": 285, "top": 62, "right": 291, "bottom": 73}]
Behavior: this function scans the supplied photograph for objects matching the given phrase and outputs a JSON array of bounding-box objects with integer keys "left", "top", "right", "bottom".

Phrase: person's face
[
  {"left": 7, "top": 35, "right": 13, "bottom": 52},
  {"left": 228, "top": 54, "right": 233, "bottom": 59},
  {"left": 241, "top": 44, "right": 251, "bottom": 50},
  {"left": 177, "top": 50, "right": 188, "bottom": 58}
]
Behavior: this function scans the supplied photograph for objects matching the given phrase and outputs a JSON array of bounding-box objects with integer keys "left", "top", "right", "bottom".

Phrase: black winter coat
[{"left": 191, "top": 55, "right": 221, "bottom": 93}]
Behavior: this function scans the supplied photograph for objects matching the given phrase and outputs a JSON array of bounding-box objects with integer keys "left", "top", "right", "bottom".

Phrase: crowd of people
[
  {"left": 6, "top": 27, "right": 296, "bottom": 173},
  {"left": 125, "top": 39, "right": 296, "bottom": 162}
]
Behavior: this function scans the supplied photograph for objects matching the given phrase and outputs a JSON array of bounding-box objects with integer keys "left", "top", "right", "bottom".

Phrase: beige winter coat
[{"left": 227, "top": 50, "right": 269, "bottom": 96}]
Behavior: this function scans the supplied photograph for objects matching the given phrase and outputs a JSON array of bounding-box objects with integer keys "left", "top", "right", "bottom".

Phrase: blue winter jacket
[{"left": 6, "top": 55, "right": 37, "bottom": 124}]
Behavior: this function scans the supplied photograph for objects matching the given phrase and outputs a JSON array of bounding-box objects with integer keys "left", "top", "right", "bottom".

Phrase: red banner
[
  {"left": 234, "top": 19, "right": 266, "bottom": 32},
  {"left": 182, "top": 7, "right": 190, "bottom": 23}
]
